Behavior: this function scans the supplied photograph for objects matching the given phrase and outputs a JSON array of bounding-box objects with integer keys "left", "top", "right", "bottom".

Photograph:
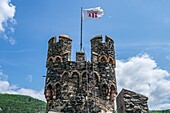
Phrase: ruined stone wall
[
  {"left": 116, "top": 89, "right": 149, "bottom": 113},
  {"left": 44, "top": 35, "right": 117, "bottom": 113}
]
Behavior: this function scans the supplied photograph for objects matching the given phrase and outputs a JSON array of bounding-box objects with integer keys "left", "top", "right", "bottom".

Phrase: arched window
[
  {"left": 90, "top": 71, "right": 100, "bottom": 86},
  {"left": 49, "top": 58, "right": 53, "bottom": 62},
  {"left": 98, "top": 55, "right": 107, "bottom": 63},
  {"left": 47, "top": 57, "right": 53, "bottom": 65},
  {"left": 107, "top": 57, "right": 115, "bottom": 65},
  {"left": 101, "top": 57, "right": 106, "bottom": 62},
  {"left": 47, "top": 57, "right": 54, "bottom": 67},
  {"left": 61, "top": 72, "right": 69, "bottom": 93},
  {"left": 81, "top": 72, "right": 88, "bottom": 95},
  {"left": 54, "top": 56, "right": 63, "bottom": 63},
  {"left": 93, "top": 73, "right": 99, "bottom": 86},
  {"left": 101, "top": 84, "right": 109, "bottom": 99},
  {"left": 70, "top": 71, "right": 80, "bottom": 93},
  {"left": 46, "top": 84, "right": 52, "bottom": 100},
  {"left": 55, "top": 83, "right": 61, "bottom": 99},
  {"left": 56, "top": 57, "right": 61, "bottom": 62},
  {"left": 71, "top": 72, "right": 79, "bottom": 86},
  {"left": 82, "top": 72, "right": 88, "bottom": 84},
  {"left": 110, "top": 85, "right": 116, "bottom": 101},
  {"left": 62, "top": 72, "right": 69, "bottom": 83}
]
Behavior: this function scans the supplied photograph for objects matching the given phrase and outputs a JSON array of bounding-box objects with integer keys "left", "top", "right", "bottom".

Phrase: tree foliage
[
  {"left": 0, "top": 94, "right": 46, "bottom": 113},
  {"left": 150, "top": 110, "right": 170, "bottom": 113}
]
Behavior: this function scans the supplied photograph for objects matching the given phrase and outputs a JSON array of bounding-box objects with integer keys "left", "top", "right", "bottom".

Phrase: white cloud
[
  {"left": 0, "top": 0, "right": 15, "bottom": 32},
  {"left": 116, "top": 54, "right": 170, "bottom": 110},
  {"left": 26, "top": 75, "right": 33, "bottom": 83},
  {"left": 0, "top": 34, "right": 16, "bottom": 45},
  {"left": 0, "top": 66, "right": 45, "bottom": 102},
  {"left": 0, "top": 66, "right": 8, "bottom": 80},
  {"left": 0, "top": 80, "right": 45, "bottom": 101},
  {"left": 0, "top": 0, "right": 16, "bottom": 45},
  {"left": 166, "top": 56, "right": 170, "bottom": 61},
  {"left": 0, "top": 81, "right": 10, "bottom": 92}
]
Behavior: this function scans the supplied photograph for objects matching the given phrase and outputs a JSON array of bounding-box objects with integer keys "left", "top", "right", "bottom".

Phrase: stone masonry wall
[
  {"left": 117, "top": 89, "right": 149, "bottom": 113},
  {"left": 44, "top": 34, "right": 117, "bottom": 113}
]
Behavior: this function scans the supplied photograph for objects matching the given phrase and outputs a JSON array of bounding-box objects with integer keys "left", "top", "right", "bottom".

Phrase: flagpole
[{"left": 80, "top": 7, "right": 83, "bottom": 51}]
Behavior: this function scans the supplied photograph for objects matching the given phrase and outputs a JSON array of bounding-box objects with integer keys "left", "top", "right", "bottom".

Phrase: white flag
[{"left": 82, "top": 7, "right": 104, "bottom": 20}]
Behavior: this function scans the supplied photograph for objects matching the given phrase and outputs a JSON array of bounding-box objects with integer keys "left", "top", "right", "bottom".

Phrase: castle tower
[
  {"left": 44, "top": 34, "right": 117, "bottom": 113},
  {"left": 90, "top": 35, "right": 117, "bottom": 111}
]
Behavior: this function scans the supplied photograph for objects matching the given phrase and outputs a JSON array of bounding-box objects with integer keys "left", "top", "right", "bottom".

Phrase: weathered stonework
[
  {"left": 116, "top": 89, "right": 149, "bottom": 113},
  {"left": 44, "top": 34, "right": 117, "bottom": 113},
  {"left": 44, "top": 34, "right": 149, "bottom": 113}
]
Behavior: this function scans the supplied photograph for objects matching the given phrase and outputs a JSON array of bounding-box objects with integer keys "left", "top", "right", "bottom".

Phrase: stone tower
[{"left": 44, "top": 34, "right": 117, "bottom": 113}]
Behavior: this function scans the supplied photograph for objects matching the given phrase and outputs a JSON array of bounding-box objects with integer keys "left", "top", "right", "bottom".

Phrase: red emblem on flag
[
  {"left": 83, "top": 7, "right": 104, "bottom": 20},
  {"left": 88, "top": 11, "right": 98, "bottom": 18}
]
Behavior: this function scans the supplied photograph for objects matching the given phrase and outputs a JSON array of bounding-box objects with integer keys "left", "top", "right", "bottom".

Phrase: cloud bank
[
  {"left": 116, "top": 54, "right": 170, "bottom": 110},
  {"left": 0, "top": 80, "right": 45, "bottom": 101},
  {"left": 0, "top": 0, "right": 16, "bottom": 45}
]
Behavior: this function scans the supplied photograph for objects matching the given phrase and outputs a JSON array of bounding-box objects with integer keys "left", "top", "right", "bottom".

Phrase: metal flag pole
[
  {"left": 83, "top": 47, "right": 89, "bottom": 113},
  {"left": 80, "top": 7, "right": 83, "bottom": 51}
]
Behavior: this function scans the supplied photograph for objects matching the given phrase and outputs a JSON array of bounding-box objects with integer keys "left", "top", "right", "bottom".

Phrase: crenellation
[
  {"left": 76, "top": 51, "right": 85, "bottom": 62},
  {"left": 91, "top": 35, "right": 116, "bottom": 70},
  {"left": 48, "top": 36, "right": 57, "bottom": 45},
  {"left": 45, "top": 34, "right": 117, "bottom": 113},
  {"left": 47, "top": 35, "right": 72, "bottom": 63},
  {"left": 44, "top": 34, "right": 149, "bottom": 113}
]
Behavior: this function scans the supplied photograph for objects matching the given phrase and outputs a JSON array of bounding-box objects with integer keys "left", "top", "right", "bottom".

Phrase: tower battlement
[
  {"left": 46, "top": 34, "right": 72, "bottom": 67},
  {"left": 45, "top": 34, "right": 117, "bottom": 113},
  {"left": 90, "top": 35, "right": 114, "bottom": 44},
  {"left": 91, "top": 35, "right": 115, "bottom": 67},
  {"left": 44, "top": 34, "right": 149, "bottom": 113},
  {"left": 48, "top": 34, "right": 72, "bottom": 45}
]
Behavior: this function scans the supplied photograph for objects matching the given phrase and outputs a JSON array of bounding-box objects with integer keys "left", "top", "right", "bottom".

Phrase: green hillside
[
  {"left": 0, "top": 94, "right": 46, "bottom": 113},
  {"left": 150, "top": 110, "right": 170, "bottom": 113}
]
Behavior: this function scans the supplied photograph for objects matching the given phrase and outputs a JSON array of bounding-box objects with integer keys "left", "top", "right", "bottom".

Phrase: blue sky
[{"left": 0, "top": 0, "right": 170, "bottom": 110}]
